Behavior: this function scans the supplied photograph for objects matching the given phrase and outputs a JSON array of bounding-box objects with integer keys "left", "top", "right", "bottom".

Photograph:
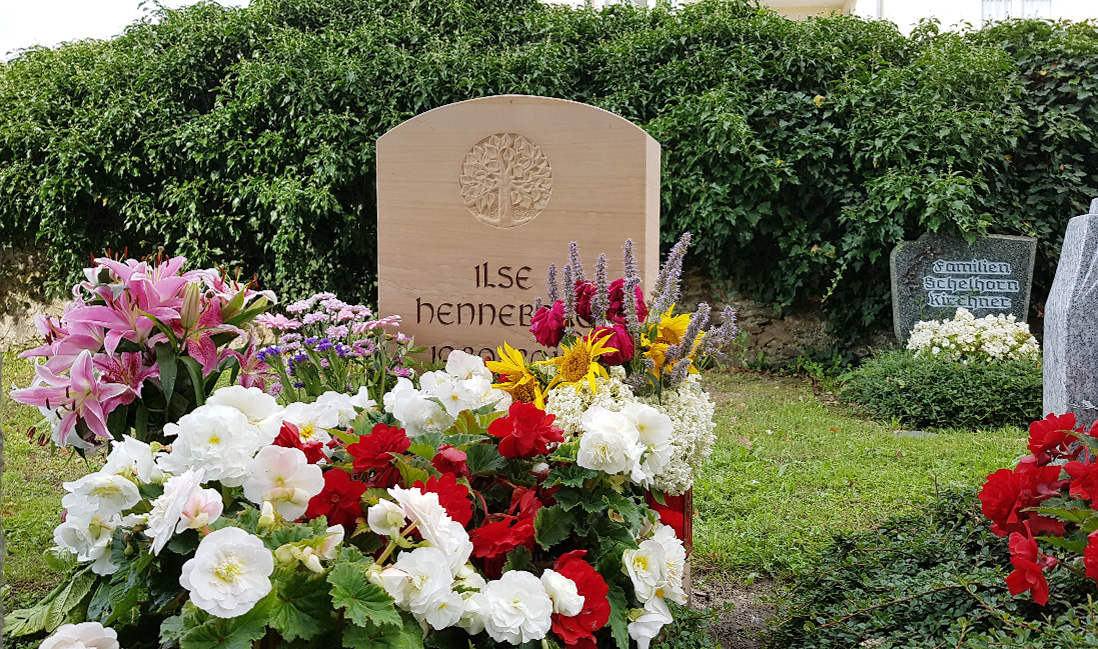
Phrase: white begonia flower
[
  {"left": 320, "top": 525, "right": 345, "bottom": 560},
  {"left": 622, "top": 538, "right": 669, "bottom": 603},
  {"left": 206, "top": 385, "right": 284, "bottom": 443},
  {"left": 577, "top": 405, "right": 644, "bottom": 476},
  {"left": 146, "top": 468, "right": 207, "bottom": 555},
  {"left": 393, "top": 392, "right": 455, "bottom": 437},
  {"left": 100, "top": 437, "right": 164, "bottom": 484},
  {"left": 242, "top": 446, "right": 324, "bottom": 521},
  {"left": 349, "top": 386, "right": 377, "bottom": 410},
  {"left": 61, "top": 473, "right": 141, "bottom": 520},
  {"left": 540, "top": 569, "right": 585, "bottom": 616},
  {"left": 455, "top": 563, "right": 487, "bottom": 591},
  {"left": 315, "top": 391, "right": 358, "bottom": 428},
  {"left": 421, "top": 589, "right": 465, "bottom": 630},
  {"left": 180, "top": 487, "right": 224, "bottom": 532},
  {"left": 378, "top": 546, "right": 454, "bottom": 616},
  {"left": 53, "top": 512, "right": 118, "bottom": 576},
  {"left": 621, "top": 402, "right": 674, "bottom": 487},
  {"left": 628, "top": 596, "right": 674, "bottom": 649},
  {"left": 180, "top": 527, "right": 274, "bottom": 618},
  {"left": 651, "top": 525, "right": 688, "bottom": 604},
  {"left": 480, "top": 570, "right": 554, "bottom": 645},
  {"left": 383, "top": 377, "right": 416, "bottom": 413},
  {"left": 158, "top": 404, "right": 263, "bottom": 487},
  {"left": 258, "top": 501, "right": 276, "bottom": 528},
  {"left": 281, "top": 402, "right": 334, "bottom": 445},
  {"left": 39, "top": 622, "right": 119, "bottom": 649},
  {"left": 445, "top": 349, "right": 493, "bottom": 381},
  {"left": 457, "top": 591, "right": 487, "bottom": 635},
  {"left": 388, "top": 486, "right": 472, "bottom": 575},
  {"left": 367, "top": 499, "right": 408, "bottom": 537}
]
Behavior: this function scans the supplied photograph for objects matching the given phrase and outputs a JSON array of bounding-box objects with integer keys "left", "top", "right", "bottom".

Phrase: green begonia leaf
[
  {"left": 534, "top": 504, "right": 572, "bottom": 550},
  {"left": 342, "top": 615, "right": 425, "bottom": 649},
  {"left": 269, "top": 569, "right": 332, "bottom": 641},
  {"left": 328, "top": 563, "right": 402, "bottom": 629}
]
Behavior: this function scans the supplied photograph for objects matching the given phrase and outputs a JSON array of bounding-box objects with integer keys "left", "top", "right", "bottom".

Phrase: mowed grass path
[{"left": 693, "top": 371, "right": 1027, "bottom": 578}]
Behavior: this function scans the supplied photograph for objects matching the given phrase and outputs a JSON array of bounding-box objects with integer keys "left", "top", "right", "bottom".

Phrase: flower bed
[{"left": 6, "top": 235, "right": 733, "bottom": 649}]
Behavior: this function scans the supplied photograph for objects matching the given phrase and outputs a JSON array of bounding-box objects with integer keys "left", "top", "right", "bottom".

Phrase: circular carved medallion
[{"left": 459, "top": 133, "right": 553, "bottom": 228}]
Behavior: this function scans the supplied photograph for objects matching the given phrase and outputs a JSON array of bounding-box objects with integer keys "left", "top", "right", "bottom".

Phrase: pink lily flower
[
  {"left": 223, "top": 329, "right": 276, "bottom": 391},
  {"left": 180, "top": 300, "right": 245, "bottom": 376},
  {"left": 11, "top": 349, "right": 130, "bottom": 441},
  {"left": 93, "top": 352, "right": 158, "bottom": 404}
]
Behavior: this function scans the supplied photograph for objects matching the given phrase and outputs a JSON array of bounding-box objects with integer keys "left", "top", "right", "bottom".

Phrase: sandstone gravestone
[
  {"left": 1045, "top": 198, "right": 1098, "bottom": 426},
  {"left": 890, "top": 233, "right": 1037, "bottom": 341},
  {"left": 377, "top": 95, "right": 660, "bottom": 363}
]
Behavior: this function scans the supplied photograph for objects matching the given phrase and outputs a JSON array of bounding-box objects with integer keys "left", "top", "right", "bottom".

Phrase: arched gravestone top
[{"left": 377, "top": 95, "right": 660, "bottom": 363}]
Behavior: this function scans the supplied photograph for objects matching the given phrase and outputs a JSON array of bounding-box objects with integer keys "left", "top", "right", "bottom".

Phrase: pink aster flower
[
  {"left": 256, "top": 313, "right": 303, "bottom": 331},
  {"left": 326, "top": 325, "right": 350, "bottom": 338},
  {"left": 302, "top": 312, "right": 330, "bottom": 326}
]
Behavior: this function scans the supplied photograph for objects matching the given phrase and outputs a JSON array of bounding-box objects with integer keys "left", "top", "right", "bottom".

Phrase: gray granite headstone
[
  {"left": 890, "top": 233, "right": 1037, "bottom": 342},
  {"left": 1045, "top": 198, "right": 1098, "bottom": 425}
]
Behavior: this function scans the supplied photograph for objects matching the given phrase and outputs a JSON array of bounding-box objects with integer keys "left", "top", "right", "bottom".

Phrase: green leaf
[
  {"left": 269, "top": 569, "right": 332, "bottom": 642},
  {"left": 605, "top": 581, "right": 631, "bottom": 649},
  {"left": 1039, "top": 535, "right": 1087, "bottom": 555},
  {"left": 4, "top": 603, "right": 50, "bottom": 637},
  {"left": 45, "top": 570, "right": 96, "bottom": 631},
  {"left": 328, "top": 563, "right": 402, "bottom": 629},
  {"left": 180, "top": 613, "right": 270, "bottom": 649},
  {"left": 502, "top": 545, "right": 533, "bottom": 573},
  {"left": 105, "top": 403, "right": 129, "bottom": 440},
  {"left": 156, "top": 342, "right": 177, "bottom": 406},
  {"left": 342, "top": 615, "right": 424, "bottom": 649},
  {"left": 179, "top": 356, "right": 207, "bottom": 406},
  {"left": 464, "top": 443, "right": 506, "bottom": 475},
  {"left": 534, "top": 504, "right": 572, "bottom": 550},
  {"left": 393, "top": 455, "right": 433, "bottom": 487},
  {"left": 542, "top": 465, "right": 598, "bottom": 488}
]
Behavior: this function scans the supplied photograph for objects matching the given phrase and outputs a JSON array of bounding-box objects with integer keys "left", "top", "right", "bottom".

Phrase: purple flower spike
[
  {"left": 568, "top": 241, "right": 586, "bottom": 283},
  {"left": 592, "top": 253, "right": 610, "bottom": 327},
  {"left": 650, "top": 232, "right": 693, "bottom": 318}
]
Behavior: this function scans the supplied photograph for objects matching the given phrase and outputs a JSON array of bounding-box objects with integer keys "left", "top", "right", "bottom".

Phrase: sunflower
[
  {"left": 652, "top": 306, "right": 691, "bottom": 347},
  {"left": 643, "top": 307, "right": 702, "bottom": 376},
  {"left": 538, "top": 331, "right": 618, "bottom": 394},
  {"left": 487, "top": 343, "right": 546, "bottom": 409}
]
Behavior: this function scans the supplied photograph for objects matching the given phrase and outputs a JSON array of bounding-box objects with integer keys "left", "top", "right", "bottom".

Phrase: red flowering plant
[{"left": 979, "top": 412, "right": 1098, "bottom": 606}]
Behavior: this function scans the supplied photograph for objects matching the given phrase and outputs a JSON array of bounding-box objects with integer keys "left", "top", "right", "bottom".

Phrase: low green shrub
[
  {"left": 839, "top": 349, "right": 1041, "bottom": 429},
  {"left": 766, "top": 489, "right": 1098, "bottom": 649}
]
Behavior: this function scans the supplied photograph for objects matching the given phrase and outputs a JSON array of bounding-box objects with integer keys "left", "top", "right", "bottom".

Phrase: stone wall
[{"left": 0, "top": 247, "right": 67, "bottom": 352}]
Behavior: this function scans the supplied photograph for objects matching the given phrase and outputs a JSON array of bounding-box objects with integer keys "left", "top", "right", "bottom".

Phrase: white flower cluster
[
  {"left": 384, "top": 351, "right": 512, "bottom": 436},
  {"left": 576, "top": 403, "right": 673, "bottom": 489},
  {"left": 368, "top": 486, "right": 583, "bottom": 643},
  {"left": 907, "top": 307, "right": 1040, "bottom": 363},
  {"left": 52, "top": 385, "right": 352, "bottom": 617},
  {"left": 547, "top": 369, "right": 715, "bottom": 495},
  {"left": 623, "top": 524, "right": 688, "bottom": 649}
]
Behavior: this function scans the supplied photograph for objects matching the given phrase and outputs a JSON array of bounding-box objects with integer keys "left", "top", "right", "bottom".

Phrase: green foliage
[
  {"left": 839, "top": 349, "right": 1042, "bottom": 429},
  {"left": 766, "top": 489, "right": 1098, "bottom": 649},
  {"left": 1, "top": 2, "right": 1096, "bottom": 338},
  {"left": 652, "top": 602, "right": 727, "bottom": 649}
]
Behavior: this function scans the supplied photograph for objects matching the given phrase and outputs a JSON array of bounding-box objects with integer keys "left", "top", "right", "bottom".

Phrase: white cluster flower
[
  {"left": 576, "top": 404, "right": 672, "bottom": 487},
  {"left": 636, "top": 375, "right": 716, "bottom": 496},
  {"left": 383, "top": 351, "right": 511, "bottom": 436},
  {"left": 545, "top": 366, "right": 635, "bottom": 440},
  {"left": 907, "top": 307, "right": 1040, "bottom": 363}
]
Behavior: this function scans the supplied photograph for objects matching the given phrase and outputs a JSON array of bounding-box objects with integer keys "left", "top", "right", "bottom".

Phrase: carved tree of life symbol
[{"left": 459, "top": 133, "right": 553, "bottom": 228}]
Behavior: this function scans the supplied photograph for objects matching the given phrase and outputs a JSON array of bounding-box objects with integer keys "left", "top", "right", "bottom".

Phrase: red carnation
[
  {"left": 488, "top": 402, "right": 565, "bottom": 459},
  {"left": 978, "top": 463, "right": 1067, "bottom": 537},
  {"left": 470, "top": 515, "right": 536, "bottom": 559},
  {"left": 414, "top": 472, "right": 473, "bottom": 526},
  {"left": 591, "top": 324, "right": 634, "bottom": 366},
  {"left": 1028, "top": 413, "right": 1080, "bottom": 461},
  {"left": 1085, "top": 531, "right": 1098, "bottom": 581},
  {"left": 552, "top": 550, "right": 611, "bottom": 646},
  {"left": 273, "top": 421, "right": 327, "bottom": 464},
  {"left": 305, "top": 469, "right": 367, "bottom": 531},
  {"left": 347, "top": 423, "right": 411, "bottom": 473},
  {"left": 574, "top": 281, "right": 596, "bottom": 323},
  {"left": 531, "top": 300, "right": 566, "bottom": 348},
  {"left": 606, "top": 278, "right": 648, "bottom": 325},
  {"left": 1005, "top": 526, "right": 1057, "bottom": 606},
  {"left": 432, "top": 444, "right": 470, "bottom": 479}
]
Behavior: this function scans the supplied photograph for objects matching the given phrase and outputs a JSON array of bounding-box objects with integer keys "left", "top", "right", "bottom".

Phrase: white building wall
[{"left": 851, "top": 0, "right": 1097, "bottom": 32}]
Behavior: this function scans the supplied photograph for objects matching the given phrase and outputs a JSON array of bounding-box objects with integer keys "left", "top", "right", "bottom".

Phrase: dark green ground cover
[{"left": 1, "top": 0, "right": 1097, "bottom": 340}]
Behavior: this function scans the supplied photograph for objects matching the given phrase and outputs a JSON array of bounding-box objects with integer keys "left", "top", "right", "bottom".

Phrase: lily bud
[{"left": 180, "top": 282, "right": 202, "bottom": 329}]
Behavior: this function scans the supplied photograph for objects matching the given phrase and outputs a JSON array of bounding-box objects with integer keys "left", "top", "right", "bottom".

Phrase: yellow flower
[
  {"left": 538, "top": 331, "right": 618, "bottom": 394},
  {"left": 487, "top": 343, "right": 545, "bottom": 409},
  {"left": 653, "top": 307, "right": 691, "bottom": 347},
  {"left": 642, "top": 307, "right": 703, "bottom": 376}
]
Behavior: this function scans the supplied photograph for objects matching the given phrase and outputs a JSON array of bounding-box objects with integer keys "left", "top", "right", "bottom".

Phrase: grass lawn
[{"left": 693, "top": 370, "right": 1028, "bottom": 579}]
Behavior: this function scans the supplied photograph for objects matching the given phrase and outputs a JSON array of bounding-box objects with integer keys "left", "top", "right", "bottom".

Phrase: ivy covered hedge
[{"left": 1, "top": 0, "right": 1096, "bottom": 340}]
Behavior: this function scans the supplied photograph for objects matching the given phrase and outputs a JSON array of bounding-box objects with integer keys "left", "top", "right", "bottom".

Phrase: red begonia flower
[
  {"left": 552, "top": 550, "right": 611, "bottom": 646},
  {"left": 470, "top": 515, "right": 536, "bottom": 559},
  {"left": 274, "top": 421, "right": 327, "bottom": 464},
  {"left": 1005, "top": 527, "right": 1057, "bottom": 606},
  {"left": 979, "top": 463, "right": 1067, "bottom": 537},
  {"left": 1028, "top": 413, "right": 1080, "bottom": 461},
  {"left": 305, "top": 469, "right": 367, "bottom": 530},
  {"left": 1085, "top": 531, "right": 1098, "bottom": 581},
  {"left": 1065, "top": 458, "right": 1098, "bottom": 505},
  {"left": 347, "top": 423, "right": 410, "bottom": 473},
  {"left": 432, "top": 444, "right": 470, "bottom": 479},
  {"left": 531, "top": 300, "right": 566, "bottom": 348},
  {"left": 414, "top": 472, "right": 472, "bottom": 526},
  {"left": 487, "top": 401, "right": 564, "bottom": 459}
]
